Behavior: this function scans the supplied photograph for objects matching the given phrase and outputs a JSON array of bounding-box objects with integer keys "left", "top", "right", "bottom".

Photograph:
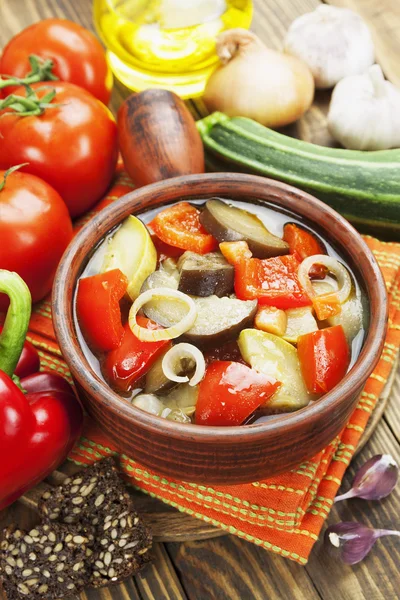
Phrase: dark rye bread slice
[
  {"left": 0, "top": 523, "right": 91, "bottom": 600},
  {"left": 38, "top": 457, "right": 128, "bottom": 528},
  {"left": 91, "top": 500, "right": 152, "bottom": 587},
  {"left": 39, "top": 457, "right": 152, "bottom": 587}
]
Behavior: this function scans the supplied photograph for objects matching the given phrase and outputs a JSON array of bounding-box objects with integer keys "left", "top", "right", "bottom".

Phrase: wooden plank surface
[{"left": 1, "top": 1, "right": 400, "bottom": 599}]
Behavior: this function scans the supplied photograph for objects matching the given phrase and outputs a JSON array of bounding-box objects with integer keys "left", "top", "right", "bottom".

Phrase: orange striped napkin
[{"left": 18, "top": 164, "right": 400, "bottom": 564}]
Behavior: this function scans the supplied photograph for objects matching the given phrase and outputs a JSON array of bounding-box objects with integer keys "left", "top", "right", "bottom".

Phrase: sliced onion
[
  {"left": 298, "top": 255, "right": 352, "bottom": 304},
  {"left": 162, "top": 343, "right": 206, "bottom": 387},
  {"left": 129, "top": 288, "right": 197, "bottom": 342}
]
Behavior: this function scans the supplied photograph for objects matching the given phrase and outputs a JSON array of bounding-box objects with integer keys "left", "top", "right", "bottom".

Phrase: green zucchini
[{"left": 197, "top": 112, "right": 400, "bottom": 239}]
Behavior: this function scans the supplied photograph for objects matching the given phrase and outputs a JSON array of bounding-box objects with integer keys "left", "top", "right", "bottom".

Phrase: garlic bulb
[
  {"left": 203, "top": 29, "right": 314, "bottom": 128},
  {"left": 328, "top": 65, "right": 400, "bottom": 150},
  {"left": 284, "top": 5, "right": 375, "bottom": 89}
]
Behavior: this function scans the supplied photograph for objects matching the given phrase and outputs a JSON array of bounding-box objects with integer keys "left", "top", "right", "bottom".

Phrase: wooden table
[{"left": 1, "top": 0, "right": 400, "bottom": 598}]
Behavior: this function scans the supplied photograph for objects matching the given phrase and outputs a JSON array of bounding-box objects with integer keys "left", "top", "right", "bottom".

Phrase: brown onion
[{"left": 204, "top": 29, "right": 314, "bottom": 128}]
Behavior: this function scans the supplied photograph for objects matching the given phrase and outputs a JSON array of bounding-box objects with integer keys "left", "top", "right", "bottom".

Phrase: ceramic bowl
[{"left": 53, "top": 173, "right": 388, "bottom": 484}]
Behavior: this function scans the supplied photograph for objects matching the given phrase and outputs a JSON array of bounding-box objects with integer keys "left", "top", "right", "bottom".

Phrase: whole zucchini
[{"left": 197, "top": 112, "right": 400, "bottom": 239}]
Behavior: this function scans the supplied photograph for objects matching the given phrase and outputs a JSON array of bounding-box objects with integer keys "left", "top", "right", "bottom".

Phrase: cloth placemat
[{"left": 19, "top": 164, "right": 400, "bottom": 564}]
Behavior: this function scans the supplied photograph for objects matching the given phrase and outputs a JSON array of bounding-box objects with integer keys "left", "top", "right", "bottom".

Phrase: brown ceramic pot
[{"left": 52, "top": 173, "right": 388, "bottom": 484}]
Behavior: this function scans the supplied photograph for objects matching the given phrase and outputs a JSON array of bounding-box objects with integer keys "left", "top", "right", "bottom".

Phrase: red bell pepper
[
  {"left": 195, "top": 361, "right": 280, "bottom": 426},
  {"left": 0, "top": 270, "right": 83, "bottom": 510},
  {"left": 297, "top": 325, "right": 350, "bottom": 394},
  {"left": 235, "top": 254, "right": 312, "bottom": 310},
  {"left": 151, "top": 233, "right": 184, "bottom": 262},
  {"left": 103, "top": 316, "right": 171, "bottom": 393},
  {"left": 283, "top": 223, "right": 327, "bottom": 280},
  {"left": 150, "top": 202, "right": 218, "bottom": 254},
  {"left": 76, "top": 268, "right": 128, "bottom": 353}
]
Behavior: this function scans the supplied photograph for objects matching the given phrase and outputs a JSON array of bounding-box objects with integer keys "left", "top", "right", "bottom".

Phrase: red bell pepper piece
[
  {"left": 151, "top": 233, "right": 184, "bottom": 262},
  {"left": 103, "top": 316, "right": 171, "bottom": 393},
  {"left": 297, "top": 325, "right": 350, "bottom": 394},
  {"left": 0, "top": 270, "right": 83, "bottom": 510},
  {"left": 195, "top": 361, "right": 280, "bottom": 426},
  {"left": 76, "top": 268, "right": 128, "bottom": 353},
  {"left": 234, "top": 254, "right": 312, "bottom": 309},
  {"left": 150, "top": 202, "right": 218, "bottom": 254},
  {"left": 283, "top": 223, "right": 327, "bottom": 280}
]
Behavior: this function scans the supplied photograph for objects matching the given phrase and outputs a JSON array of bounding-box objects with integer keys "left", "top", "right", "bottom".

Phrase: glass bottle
[{"left": 94, "top": 0, "right": 253, "bottom": 98}]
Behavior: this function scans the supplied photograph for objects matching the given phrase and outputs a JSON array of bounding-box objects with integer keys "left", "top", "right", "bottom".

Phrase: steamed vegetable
[
  {"left": 234, "top": 254, "right": 311, "bottom": 309},
  {"left": 101, "top": 215, "right": 157, "bottom": 300},
  {"left": 76, "top": 269, "right": 128, "bottom": 352},
  {"left": 297, "top": 325, "right": 350, "bottom": 394},
  {"left": 298, "top": 255, "right": 352, "bottom": 320},
  {"left": 129, "top": 288, "right": 198, "bottom": 343},
  {"left": 163, "top": 383, "right": 199, "bottom": 416},
  {"left": 204, "top": 29, "right": 314, "bottom": 127},
  {"left": 219, "top": 240, "right": 253, "bottom": 264},
  {"left": 177, "top": 251, "right": 234, "bottom": 297},
  {"left": 254, "top": 306, "right": 287, "bottom": 336},
  {"left": 283, "top": 223, "right": 327, "bottom": 279},
  {"left": 328, "top": 293, "right": 364, "bottom": 343},
  {"left": 118, "top": 89, "right": 204, "bottom": 187},
  {"left": 162, "top": 343, "right": 205, "bottom": 386},
  {"left": 103, "top": 317, "right": 170, "bottom": 393},
  {"left": 195, "top": 361, "right": 280, "bottom": 426},
  {"left": 283, "top": 307, "right": 318, "bottom": 344},
  {"left": 151, "top": 202, "right": 217, "bottom": 254},
  {"left": 238, "top": 329, "right": 311, "bottom": 412},
  {"left": 197, "top": 112, "right": 400, "bottom": 237},
  {"left": 144, "top": 352, "right": 185, "bottom": 395},
  {"left": 200, "top": 198, "right": 289, "bottom": 258},
  {"left": 145, "top": 293, "right": 257, "bottom": 349}
]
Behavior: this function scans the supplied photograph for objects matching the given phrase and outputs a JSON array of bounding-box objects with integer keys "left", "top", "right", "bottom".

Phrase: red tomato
[
  {"left": 103, "top": 317, "right": 170, "bottom": 393},
  {"left": 0, "top": 82, "right": 118, "bottom": 217},
  {"left": 76, "top": 269, "right": 128, "bottom": 353},
  {"left": 0, "top": 169, "right": 73, "bottom": 304},
  {"left": 150, "top": 202, "right": 217, "bottom": 254},
  {"left": 195, "top": 361, "right": 280, "bottom": 426},
  {"left": 0, "top": 19, "right": 112, "bottom": 104},
  {"left": 297, "top": 325, "right": 350, "bottom": 394}
]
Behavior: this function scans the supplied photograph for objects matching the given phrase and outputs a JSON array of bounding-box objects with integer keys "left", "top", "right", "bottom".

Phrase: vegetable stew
[{"left": 75, "top": 198, "right": 367, "bottom": 427}]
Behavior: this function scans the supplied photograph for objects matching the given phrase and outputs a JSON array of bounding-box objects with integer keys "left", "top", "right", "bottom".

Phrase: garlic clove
[
  {"left": 328, "top": 65, "right": 400, "bottom": 150},
  {"left": 284, "top": 5, "right": 375, "bottom": 89}
]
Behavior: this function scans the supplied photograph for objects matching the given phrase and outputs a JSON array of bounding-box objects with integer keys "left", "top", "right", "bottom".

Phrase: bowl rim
[{"left": 53, "top": 172, "right": 388, "bottom": 444}]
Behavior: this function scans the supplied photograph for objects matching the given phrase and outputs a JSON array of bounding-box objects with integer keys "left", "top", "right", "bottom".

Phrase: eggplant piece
[
  {"left": 144, "top": 351, "right": 194, "bottom": 395},
  {"left": 144, "top": 293, "right": 257, "bottom": 349},
  {"left": 199, "top": 198, "right": 289, "bottom": 258},
  {"left": 140, "top": 261, "right": 180, "bottom": 293},
  {"left": 177, "top": 251, "right": 234, "bottom": 297}
]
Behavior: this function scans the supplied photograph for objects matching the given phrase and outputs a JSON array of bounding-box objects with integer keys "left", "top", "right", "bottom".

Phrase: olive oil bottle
[{"left": 93, "top": 0, "right": 253, "bottom": 98}]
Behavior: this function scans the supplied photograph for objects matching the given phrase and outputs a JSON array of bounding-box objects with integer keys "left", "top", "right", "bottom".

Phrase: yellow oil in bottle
[{"left": 93, "top": 0, "right": 253, "bottom": 98}]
